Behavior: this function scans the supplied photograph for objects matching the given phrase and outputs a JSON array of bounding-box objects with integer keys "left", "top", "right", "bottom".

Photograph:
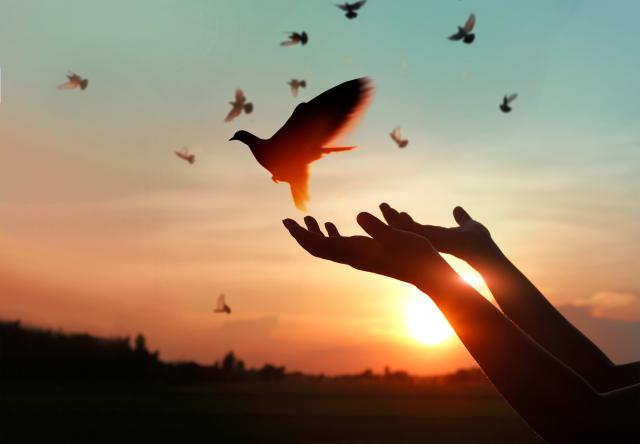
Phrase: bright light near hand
[{"left": 406, "top": 292, "right": 454, "bottom": 346}]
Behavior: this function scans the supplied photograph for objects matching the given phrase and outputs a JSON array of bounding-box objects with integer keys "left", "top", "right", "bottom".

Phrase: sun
[{"left": 405, "top": 292, "right": 455, "bottom": 345}]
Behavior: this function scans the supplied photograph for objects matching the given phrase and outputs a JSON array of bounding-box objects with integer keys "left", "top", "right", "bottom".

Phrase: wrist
[{"left": 466, "top": 238, "right": 508, "bottom": 272}]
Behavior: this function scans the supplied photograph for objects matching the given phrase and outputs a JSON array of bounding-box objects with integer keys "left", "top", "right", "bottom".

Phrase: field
[{"left": 0, "top": 382, "right": 542, "bottom": 443}]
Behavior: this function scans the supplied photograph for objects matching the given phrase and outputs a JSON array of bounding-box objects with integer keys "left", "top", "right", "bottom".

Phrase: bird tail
[
  {"left": 289, "top": 182, "right": 309, "bottom": 211},
  {"left": 321, "top": 146, "right": 355, "bottom": 154}
]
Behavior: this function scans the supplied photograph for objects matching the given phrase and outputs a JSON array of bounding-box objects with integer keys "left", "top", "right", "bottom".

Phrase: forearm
[
  {"left": 468, "top": 243, "right": 618, "bottom": 391},
  {"left": 417, "top": 273, "right": 604, "bottom": 443},
  {"left": 612, "top": 362, "right": 640, "bottom": 388}
]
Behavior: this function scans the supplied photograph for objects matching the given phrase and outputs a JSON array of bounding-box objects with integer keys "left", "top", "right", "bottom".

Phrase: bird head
[{"left": 228, "top": 130, "right": 255, "bottom": 145}]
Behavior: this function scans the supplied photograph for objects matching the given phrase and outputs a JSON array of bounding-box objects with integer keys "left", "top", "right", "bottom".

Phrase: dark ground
[{"left": 0, "top": 382, "right": 542, "bottom": 444}]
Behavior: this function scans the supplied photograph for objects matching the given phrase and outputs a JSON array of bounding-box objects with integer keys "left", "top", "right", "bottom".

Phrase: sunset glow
[{"left": 406, "top": 292, "right": 455, "bottom": 346}]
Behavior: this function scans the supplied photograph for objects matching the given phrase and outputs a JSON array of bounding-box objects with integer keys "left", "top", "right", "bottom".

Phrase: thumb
[
  {"left": 453, "top": 206, "right": 473, "bottom": 226},
  {"left": 357, "top": 212, "right": 395, "bottom": 243}
]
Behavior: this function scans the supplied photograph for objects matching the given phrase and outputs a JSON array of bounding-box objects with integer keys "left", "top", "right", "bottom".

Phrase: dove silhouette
[
  {"left": 225, "top": 89, "right": 253, "bottom": 122},
  {"left": 336, "top": 0, "right": 367, "bottom": 20},
  {"left": 281, "top": 31, "right": 308, "bottom": 46},
  {"left": 57, "top": 71, "right": 89, "bottom": 90},
  {"left": 500, "top": 93, "right": 518, "bottom": 113},
  {"left": 229, "top": 77, "right": 373, "bottom": 211},
  {"left": 390, "top": 127, "right": 409, "bottom": 148},
  {"left": 174, "top": 146, "right": 195, "bottom": 164},
  {"left": 448, "top": 14, "right": 476, "bottom": 44},
  {"left": 288, "top": 79, "right": 307, "bottom": 97}
]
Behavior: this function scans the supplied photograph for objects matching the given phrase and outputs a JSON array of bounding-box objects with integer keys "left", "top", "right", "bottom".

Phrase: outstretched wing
[
  {"left": 463, "top": 13, "right": 475, "bottom": 33},
  {"left": 288, "top": 167, "right": 310, "bottom": 211},
  {"left": 225, "top": 104, "right": 242, "bottom": 122},
  {"left": 351, "top": 0, "right": 367, "bottom": 10},
  {"left": 506, "top": 93, "right": 518, "bottom": 104},
  {"left": 270, "top": 77, "right": 373, "bottom": 154},
  {"left": 448, "top": 28, "right": 465, "bottom": 41},
  {"left": 216, "top": 294, "right": 226, "bottom": 311},
  {"left": 235, "top": 89, "right": 245, "bottom": 102},
  {"left": 390, "top": 127, "right": 400, "bottom": 143},
  {"left": 335, "top": 3, "right": 348, "bottom": 11},
  {"left": 57, "top": 81, "right": 77, "bottom": 90}
]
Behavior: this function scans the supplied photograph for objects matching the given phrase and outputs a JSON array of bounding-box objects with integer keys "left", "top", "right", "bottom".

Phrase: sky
[{"left": 1, "top": 0, "right": 639, "bottom": 375}]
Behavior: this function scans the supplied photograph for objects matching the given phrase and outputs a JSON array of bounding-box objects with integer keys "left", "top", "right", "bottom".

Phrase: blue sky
[{"left": 0, "top": 0, "right": 639, "bottom": 373}]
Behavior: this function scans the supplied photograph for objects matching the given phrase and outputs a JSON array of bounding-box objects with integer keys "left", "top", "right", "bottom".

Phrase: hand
[
  {"left": 379, "top": 203, "right": 499, "bottom": 266},
  {"left": 282, "top": 212, "right": 456, "bottom": 291}
]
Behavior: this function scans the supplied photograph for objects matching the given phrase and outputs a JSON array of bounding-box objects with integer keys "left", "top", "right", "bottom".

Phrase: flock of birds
[{"left": 56, "top": 1, "right": 520, "bottom": 314}]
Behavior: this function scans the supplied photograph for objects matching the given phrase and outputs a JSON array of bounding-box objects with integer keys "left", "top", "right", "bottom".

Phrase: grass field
[{"left": 0, "top": 382, "right": 542, "bottom": 443}]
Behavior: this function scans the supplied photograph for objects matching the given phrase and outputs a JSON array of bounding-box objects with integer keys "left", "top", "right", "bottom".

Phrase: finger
[
  {"left": 398, "top": 212, "right": 416, "bottom": 225},
  {"left": 283, "top": 219, "right": 323, "bottom": 256},
  {"left": 356, "top": 212, "right": 394, "bottom": 243},
  {"left": 453, "top": 206, "right": 473, "bottom": 226},
  {"left": 304, "top": 216, "right": 324, "bottom": 236},
  {"left": 283, "top": 218, "right": 307, "bottom": 236},
  {"left": 380, "top": 203, "right": 408, "bottom": 227},
  {"left": 325, "top": 222, "right": 341, "bottom": 237}
]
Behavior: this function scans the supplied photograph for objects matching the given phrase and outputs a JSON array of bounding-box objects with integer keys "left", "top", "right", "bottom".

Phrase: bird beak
[{"left": 228, "top": 136, "right": 237, "bottom": 141}]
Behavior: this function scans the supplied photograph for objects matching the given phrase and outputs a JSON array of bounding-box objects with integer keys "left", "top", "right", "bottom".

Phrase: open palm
[
  {"left": 283, "top": 213, "right": 453, "bottom": 287},
  {"left": 379, "top": 203, "right": 496, "bottom": 266}
]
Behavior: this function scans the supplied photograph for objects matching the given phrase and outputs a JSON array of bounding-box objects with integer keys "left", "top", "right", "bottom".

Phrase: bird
[
  {"left": 336, "top": 0, "right": 367, "bottom": 19},
  {"left": 213, "top": 293, "right": 231, "bottom": 314},
  {"left": 281, "top": 31, "right": 308, "bottom": 46},
  {"left": 224, "top": 89, "right": 253, "bottom": 122},
  {"left": 57, "top": 71, "right": 89, "bottom": 90},
  {"left": 288, "top": 79, "right": 307, "bottom": 97},
  {"left": 229, "top": 77, "right": 373, "bottom": 211},
  {"left": 174, "top": 146, "right": 195, "bottom": 164},
  {"left": 500, "top": 93, "right": 518, "bottom": 113},
  {"left": 448, "top": 13, "right": 476, "bottom": 44},
  {"left": 390, "top": 127, "right": 409, "bottom": 148}
]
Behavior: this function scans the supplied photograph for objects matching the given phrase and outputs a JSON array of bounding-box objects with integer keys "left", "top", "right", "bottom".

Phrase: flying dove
[{"left": 229, "top": 77, "right": 373, "bottom": 211}]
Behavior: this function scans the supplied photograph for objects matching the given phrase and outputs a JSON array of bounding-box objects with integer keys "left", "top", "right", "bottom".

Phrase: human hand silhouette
[
  {"left": 378, "top": 203, "right": 499, "bottom": 266},
  {"left": 283, "top": 213, "right": 456, "bottom": 291}
]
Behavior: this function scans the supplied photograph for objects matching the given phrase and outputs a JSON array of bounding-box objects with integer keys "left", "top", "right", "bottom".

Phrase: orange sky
[{"left": 1, "top": 0, "right": 639, "bottom": 375}]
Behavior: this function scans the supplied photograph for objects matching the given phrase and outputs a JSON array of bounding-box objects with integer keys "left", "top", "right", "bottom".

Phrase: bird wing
[
  {"left": 216, "top": 294, "right": 226, "bottom": 310},
  {"left": 225, "top": 103, "right": 242, "bottom": 122},
  {"left": 280, "top": 39, "right": 295, "bottom": 46},
  {"left": 390, "top": 127, "right": 401, "bottom": 143},
  {"left": 335, "top": 3, "right": 348, "bottom": 11},
  {"left": 57, "top": 81, "right": 77, "bottom": 90},
  {"left": 270, "top": 77, "right": 373, "bottom": 154},
  {"left": 506, "top": 93, "right": 518, "bottom": 104},
  {"left": 464, "top": 14, "right": 475, "bottom": 33},
  {"left": 351, "top": 0, "right": 367, "bottom": 10},
  {"left": 448, "top": 28, "right": 465, "bottom": 41},
  {"left": 290, "top": 83, "right": 298, "bottom": 97},
  {"left": 235, "top": 89, "right": 245, "bottom": 102},
  {"left": 288, "top": 167, "right": 310, "bottom": 211}
]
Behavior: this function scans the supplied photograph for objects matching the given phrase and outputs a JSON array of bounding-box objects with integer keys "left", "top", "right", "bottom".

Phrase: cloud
[{"left": 569, "top": 291, "right": 640, "bottom": 322}]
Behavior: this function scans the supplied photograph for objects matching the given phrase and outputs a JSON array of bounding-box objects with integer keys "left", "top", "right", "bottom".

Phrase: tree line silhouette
[{"left": 0, "top": 320, "right": 487, "bottom": 385}]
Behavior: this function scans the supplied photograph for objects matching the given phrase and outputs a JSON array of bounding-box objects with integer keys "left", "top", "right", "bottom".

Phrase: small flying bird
[
  {"left": 224, "top": 89, "right": 253, "bottom": 122},
  {"left": 57, "top": 71, "right": 89, "bottom": 90},
  {"left": 390, "top": 126, "right": 409, "bottom": 148},
  {"left": 448, "top": 13, "right": 476, "bottom": 44},
  {"left": 281, "top": 31, "right": 308, "bottom": 46},
  {"left": 336, "top": 0, "right": 367, "bottom": 19},
  {"left": 213, "top": 293, "right": 231, "bottom": 314},
  {"left": 229, "top": 77, "right": 373, "bottom": 211},
  {"left": 288, "top": 79, "right": 307, "bottom": 97},
  {"left": 500, "top": 93, "right": 518, "bottom": 113},
  {"left": 174, "top": 146, "right": 195, "bottom": 164}
]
